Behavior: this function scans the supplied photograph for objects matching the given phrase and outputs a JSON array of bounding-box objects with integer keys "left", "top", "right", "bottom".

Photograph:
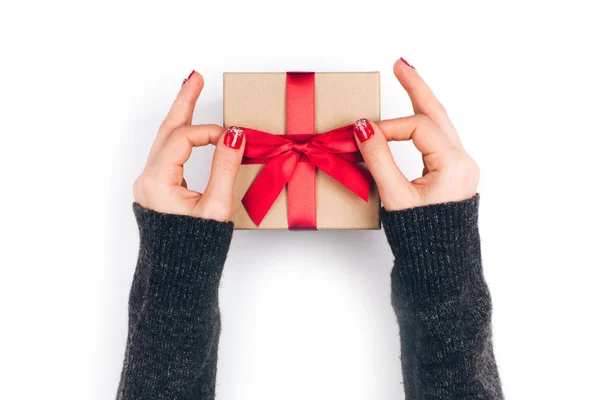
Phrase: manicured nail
[
  {"left": 400, "top": 57, "right": 415, "bottom": 70},
  {"left": 224, "top": 126, "right": 244, "bottom": 149},
  {"left": 354, "top": 119, "right": 374, "bottom": 142},
  {"left": 181, "top": 70, "right": 196, "bottom": 86}
]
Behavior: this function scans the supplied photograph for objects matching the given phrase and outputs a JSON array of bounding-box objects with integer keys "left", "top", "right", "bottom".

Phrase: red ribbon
[
  {"left": 240, "top": 72, "right": 370, "bottom": 229},
  {"left": 240, "top": 126, "right": 371, "bottom": 228},
  {"left": 285, "top": 73, "right": 317, "bottom": 229}
]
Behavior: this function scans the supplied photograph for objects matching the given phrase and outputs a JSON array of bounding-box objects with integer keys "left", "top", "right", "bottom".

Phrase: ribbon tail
[
  {"left": 306, "top": 149, "right": 372, "bottom": 201},
  {"left": 287, "top": 160, "right": 317, "bottom": 229},
  {"left": 242, "top": 152, "right": 300, "bottom": 226}
]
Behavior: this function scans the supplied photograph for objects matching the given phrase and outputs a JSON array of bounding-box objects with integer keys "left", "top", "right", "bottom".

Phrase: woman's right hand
[
  {"left": 353, "top": 58, "right": 480, "bottom": 211},
  {"left": 133, "top": 71, "right": 246, "bottom": 222}
]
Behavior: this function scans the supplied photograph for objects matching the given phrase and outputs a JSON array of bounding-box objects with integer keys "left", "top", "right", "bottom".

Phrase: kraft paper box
[{"left": 223, "top": 72, "right": 381, "bottom": 230}]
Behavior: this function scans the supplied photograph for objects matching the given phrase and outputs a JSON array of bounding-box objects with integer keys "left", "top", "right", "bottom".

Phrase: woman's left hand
[{"left": 133, "top": 71, "right": 245, "bottom": 222}]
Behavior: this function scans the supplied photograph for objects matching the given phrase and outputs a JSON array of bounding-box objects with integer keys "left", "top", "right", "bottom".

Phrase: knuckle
[
  {"left": 414, "top": 114, "right": 431, "bottom": 126},
  {"left": 470, "top": 160, "right": 481, "bottom": 185},
  {"left": 162, "top": 126, "right": 192, "bottom": 153},
  {"left": 469, "top": 158, "right": 480, "bottom": 176},
  {"left": 197, "top": 198, "right": 230, "bottom": 222},
  {"left": 132, "top": 179, "right": 140, "bottom": 198},
  {"left": 133, "top": 173, "right": 152, "bottom": 202},
  {"left": 213, "top": 154, "right": 238, "bottom": 173},
  {"left": 133, "top": 174, "right": 146, "bottom": 192},
  {"left": 363, "top": 143, "right": 388, "bottom": 163},
  {"left": 159, "top": 115, "right": 184, "bottom": 136},
  {"left": 169, "top": 126, "right": 185, "bottom": 141},
  {"left": 454, "top": 154, "right": 480, "bottom": 187},
  {"left": 461, "top": 154, "right": 478, "bottom": 172},
  {"left": 157, "top": 124, "right": 171, "bottom": 137},
  {"left": 414, "top": 114, "right": 436, "bottom": 132},
  {"left": 436, "top": 101, "right": 448, "bottom": 116}
]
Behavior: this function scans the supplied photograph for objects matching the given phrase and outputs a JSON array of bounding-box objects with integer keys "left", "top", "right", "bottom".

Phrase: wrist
[
  {"left": 381, "top": 194, "right": 483, "bottom": 301},
  {"left": 133, "top": 203, "right": 233, "bottom": 308}
]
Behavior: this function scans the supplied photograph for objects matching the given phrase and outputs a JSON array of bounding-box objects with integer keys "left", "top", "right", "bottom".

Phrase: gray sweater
[{"left": 117, "top": 195, "right": 503, "bottom": 399}]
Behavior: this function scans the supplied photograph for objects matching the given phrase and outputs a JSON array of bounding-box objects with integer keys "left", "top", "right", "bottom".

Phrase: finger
[
  {"left": 152, "top": 124, "right": 223, "bottom": 168},
  {"left": 393, "top": 58, "right": 463, "bottom": 149},
  {"left": 157, "top": 71, "right": 204, "bottom": 140},
  {"left": 353, "top": 119, "right": 412, "bottom": 204},
  {"left": 422, "top": 154, "right": 429, "bottom": 176},
  {"left": 377, "top": 115, "right": 459, "bottom": 171},
  {"left": 200, "top": 126, "right": 246, "bottom": 211}
]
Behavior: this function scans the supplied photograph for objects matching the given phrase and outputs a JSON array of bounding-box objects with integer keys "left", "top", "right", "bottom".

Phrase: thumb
[
  {"left": 197, "top": 126, "right": 245, "bottom": 221},
  {"left": 353, "top": 119, "right": 411, "bottom": 209}
]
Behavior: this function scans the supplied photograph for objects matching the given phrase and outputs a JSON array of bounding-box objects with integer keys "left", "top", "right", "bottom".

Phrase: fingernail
[
  {"left": 354, "top": 119, "right": 374, "bottom": 142},
  {"left": 181, "top": 70, "right": 196, "bottom": 86},
  {"left": 224, "top": 126, "right": 244, "bottom": 149},
  {"left": 400, "top": 57, "right": 415, "bottom": 70}
]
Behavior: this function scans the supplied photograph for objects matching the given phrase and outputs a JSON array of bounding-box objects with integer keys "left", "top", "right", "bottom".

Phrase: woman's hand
[
  {"left": 133, "top": 71, "right": 245, "bottom": 222},
  {"left": 353, "top": 58, "right": 479, "bottom": 211}
]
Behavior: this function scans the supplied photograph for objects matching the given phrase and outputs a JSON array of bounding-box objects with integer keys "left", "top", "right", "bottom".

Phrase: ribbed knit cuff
[
  {"left": 133, "top": 203, "right": 234, "bottom": 309},
  {"left": 381, "top": 195, "right": 482, "bottom": 302}
]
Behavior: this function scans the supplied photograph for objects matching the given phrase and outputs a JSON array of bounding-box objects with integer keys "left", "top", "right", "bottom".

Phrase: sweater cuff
[
  {"left": 133, "top": 203, "right": 234, "bottom": 308},
  {"left": 381, "top": 195, "right": 482, "bottom": 301}
]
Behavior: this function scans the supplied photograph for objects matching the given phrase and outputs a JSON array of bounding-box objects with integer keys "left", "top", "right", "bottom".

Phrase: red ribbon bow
[{"left": 241, "top": 125, "right": 372, "bottom": 228}]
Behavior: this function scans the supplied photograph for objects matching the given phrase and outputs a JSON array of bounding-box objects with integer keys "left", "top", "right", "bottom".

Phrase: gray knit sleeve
[
  {"left": 381, "top": 195, "right": 504, "bottom": 399},
  {"left": 116, "top": 203, "right": 233, "bottom": 400}
]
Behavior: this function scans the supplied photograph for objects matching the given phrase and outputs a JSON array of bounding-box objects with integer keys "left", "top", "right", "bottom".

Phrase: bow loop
[{"left": 241, "top": 128, "right": 293, "bottom": 159}]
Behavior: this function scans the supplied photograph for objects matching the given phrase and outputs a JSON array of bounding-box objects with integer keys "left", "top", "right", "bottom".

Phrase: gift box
[{"left": 223, "top": 72, "right": 381, "bottom": 230}]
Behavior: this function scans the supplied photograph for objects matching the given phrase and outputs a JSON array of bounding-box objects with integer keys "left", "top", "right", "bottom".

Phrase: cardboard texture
[{"left": 223, "top": 72, "right": 381, "bottom": 230}]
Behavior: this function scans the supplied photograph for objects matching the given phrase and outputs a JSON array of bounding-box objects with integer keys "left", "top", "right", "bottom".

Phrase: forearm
[
  {"left": 382, "top": 195, "right": 503, "bottom": 399},
  {"left": 117, "top": 204, "right": 233, "bottom": 400}
]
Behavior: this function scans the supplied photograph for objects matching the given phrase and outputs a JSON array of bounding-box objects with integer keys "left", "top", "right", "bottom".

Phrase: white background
[{"left": 1, "top": 1, "right": 599, "bottom": 399}]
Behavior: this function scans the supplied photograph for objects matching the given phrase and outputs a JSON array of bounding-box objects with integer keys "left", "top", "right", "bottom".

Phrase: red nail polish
[
  {"left": 354, "top": 119, "right": 374, "bottom": 142},
  {"left": 181, "top": 70, "right": 195, "bottom": 86},
  {"left": 224, "top": 126, "right": 244, "bottom": 149},
  {"left": 400, "top": 57, "right": 415, "bottom": 70}
]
